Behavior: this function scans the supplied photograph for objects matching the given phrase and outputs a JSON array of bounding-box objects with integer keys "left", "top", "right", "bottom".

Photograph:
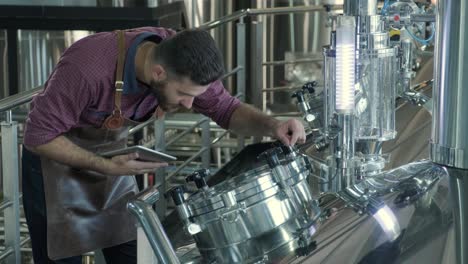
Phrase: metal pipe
[
  {"left": 236, "top": 20, "right": 246, "bottom": 150},
  {"left": 0, "top": 200, "right": 12, "bottom": 212},
  {"left": 201, "top": 118, "right": 211, "bottom": 168},
  {"left": 127, "top": 187, "right": 180, "bottom": 264},
  {"left": 448, "top": 168, "right": 468, "bottom": 264},
  {"left": 431, "top": 1, "right": 468, "bottom": 264},
  {"left": 165, "top": 118, "right": 208, "bottom": 147},
  {"left": 337, "top": 114, "right": 355, "bottom": 191},
  {"left": 5, "top": 111, "right": 12, "bottom": 123},
  {"left": 262, "top": 57, "right": 323, "bottom": 66},
  {"left": 198, "top": 5, "right": 342, "bottom": 31},
  {"left": 163, "top": 119, "right": 215, "bottom": 128},
  {"left": 431, "top": 0, "right": 468, "bottom": 169},
  {"left": 250, "top": 21, "right": 264, "bottom": 111},
  {"left": 128, "top": 117, "right": 156, "bottom": 136},
  {"left": 153, "top": 117, "right": 168, "bottom": 218},
  {"left": 0, "top": 248, "right": 13, "bottom": 261},
  {"left": 288, "top": 0, "right": 296, "bottom": 52},
  {"left": 247, "top": 5, "right": 340, "bottom": 16},
  {"left": 166, "top": 147, "right": 208, "bottom": 181},
  {"left": 199, "top": 9, "right": 247, "bottom": 30},
  {"left": 1, "top": 121, "right": 21, "bottom": 264},
  {"left": 262, "top": 85, "right": 303, "bottom": 92},
  {"left": 268, "top": 112, "right": 301, "bottom": 117},
  {"left": 212, "top": 130, "right": 229, "bottom": 145},
  {"left": 0, "top": 86, "right": 43, "bottom": 113},
  {"left": 19, "top": 237, "right": 30, "bottom": 248},
  {"left": 220, "top": 66, "right": 243, "bottom": 80}
]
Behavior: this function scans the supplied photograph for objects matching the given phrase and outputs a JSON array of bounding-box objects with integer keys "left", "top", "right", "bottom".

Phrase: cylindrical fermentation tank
[{"left": 169, "top": 147, "right": 321, "bottom": 263}]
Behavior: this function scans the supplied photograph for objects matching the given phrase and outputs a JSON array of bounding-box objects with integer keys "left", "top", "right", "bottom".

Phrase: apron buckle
[{"left": 103, "top": 109, "right": 125, "bottom": 129}]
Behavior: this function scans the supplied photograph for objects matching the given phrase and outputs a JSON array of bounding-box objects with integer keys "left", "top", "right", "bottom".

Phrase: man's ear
[{"left": 151, "top": 64, "right": 167, "bottom": 81}]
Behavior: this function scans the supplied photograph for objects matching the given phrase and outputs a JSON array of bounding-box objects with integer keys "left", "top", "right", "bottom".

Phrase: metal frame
[{"left": 1, "top": 112, "right": 21, "bottom": 264}]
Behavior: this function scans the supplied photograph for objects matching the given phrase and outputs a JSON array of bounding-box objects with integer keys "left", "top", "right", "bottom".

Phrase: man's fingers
[
  {"left": 289, "top": 130, "right": 300, "bottom": 146},
  {"left": 277, "top": 134, "right": 291, "bottom": 146},
  {"left": 112, "top": 152, "right": 139, "bottom": 163}
]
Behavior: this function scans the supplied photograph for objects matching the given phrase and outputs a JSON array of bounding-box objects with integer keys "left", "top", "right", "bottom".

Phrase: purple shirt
[{"left": 24, "top": 27, "right": 241, "bottom": 147}]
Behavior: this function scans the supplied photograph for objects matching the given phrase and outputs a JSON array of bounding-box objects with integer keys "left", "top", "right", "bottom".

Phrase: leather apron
[{"left": 41, "top": 30, "right": 163, "bottom": 260}]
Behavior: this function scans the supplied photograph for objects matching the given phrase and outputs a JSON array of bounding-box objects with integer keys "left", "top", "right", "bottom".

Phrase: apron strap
[
  {"left": 103, "top": 30, "right": 127, "bottom": 129},
  {"left": 114, "top": 30, "right": 126, "bottom": 111}
]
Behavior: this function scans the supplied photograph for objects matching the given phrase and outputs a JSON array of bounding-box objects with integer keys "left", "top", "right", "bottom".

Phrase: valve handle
[
  {"left": 291, "top": 90, "right": 306, "bottom": 103},
  {"left": 186, "top": 169, "right": 210, "bottom": 189},
  {"left": 302, "top": 81, "right": 318, "bottom": 94}
]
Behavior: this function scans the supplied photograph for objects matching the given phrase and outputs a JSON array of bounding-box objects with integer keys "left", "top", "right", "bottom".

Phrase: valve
[
  {"left": 166, "top": 186, "right": 186, "bottom": 206},
  {"left": 186, "top": 169, "right": 210, "bottom": 189},
  {"left": 291, "top": 90, "right": 307, "bottom": 103},
  {"left": 302, "top": 81, "right": 318, "bottom": 94}
]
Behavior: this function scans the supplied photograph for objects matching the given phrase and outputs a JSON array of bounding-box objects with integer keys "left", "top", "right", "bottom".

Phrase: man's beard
[{"left": 149, "top": 80, "right": 178, "bottom": 112}]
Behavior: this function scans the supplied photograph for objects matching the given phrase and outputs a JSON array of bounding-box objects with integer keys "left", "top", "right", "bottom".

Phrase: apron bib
[{"left": 41, "top": 30, "right": 163, "bottom": 259}]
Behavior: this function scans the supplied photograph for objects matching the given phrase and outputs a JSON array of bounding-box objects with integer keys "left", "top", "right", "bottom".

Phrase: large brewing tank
[
  {"left": 292, "top": 160, "right": 454, "bottom": 263},
  {"left": 169, "top": 146, "right": 321, "bottom": 263},
  {"left": 169, "top": 159, "right": 454, "bottom": 264}
]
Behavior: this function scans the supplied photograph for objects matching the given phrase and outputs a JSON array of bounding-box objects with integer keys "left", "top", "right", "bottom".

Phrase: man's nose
[{"left": 180, "top": 97, "right": 194, "bottom": 109}]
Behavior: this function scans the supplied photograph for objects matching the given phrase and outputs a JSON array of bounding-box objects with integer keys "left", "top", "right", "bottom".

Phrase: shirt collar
[{"left": 122, "top": 32, "right": 162, "bottom": 94}]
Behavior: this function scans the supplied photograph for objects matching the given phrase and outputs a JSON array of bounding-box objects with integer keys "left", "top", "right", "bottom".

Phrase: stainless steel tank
[
  {"left": 170, "top": 146, "right": 321, "bottom": 263},
  {"left": 170, "top": 160, "right": 454, "bottom": 264},
  {"left": 292, "top": 160, "right": 454, "bottom": 263}
]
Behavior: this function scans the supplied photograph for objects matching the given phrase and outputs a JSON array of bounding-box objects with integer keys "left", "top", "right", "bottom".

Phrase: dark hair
[{"left": 154, "top": 29, "right": 224, "bottom": 85}]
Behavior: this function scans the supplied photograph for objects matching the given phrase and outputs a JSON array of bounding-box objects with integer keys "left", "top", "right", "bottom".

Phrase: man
[{"left": 22, "top": 27, "right": 305, "bottom": 263}]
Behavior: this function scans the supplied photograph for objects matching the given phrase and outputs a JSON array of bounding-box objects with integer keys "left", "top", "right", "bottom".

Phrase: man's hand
[
  {"left": 27, "top": 136, "right": 168, "bottom": 177},
  {"left": 229, "top": 104, "right": 307, "bottom": 146},
  {"left": 272, "top": 119, "right": 306, "bottom": 146},
  {"left": 104, "top": 152, "right": 168, "bottom": 176}
]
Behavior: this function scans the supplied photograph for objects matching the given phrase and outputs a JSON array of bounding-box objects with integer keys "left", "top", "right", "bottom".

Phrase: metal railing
[
  {"left": 127, "top": 186, "right": 180, "bottom": 264},
  {"left": 198, "top": 5, "right": 341, "bottom": 30}
]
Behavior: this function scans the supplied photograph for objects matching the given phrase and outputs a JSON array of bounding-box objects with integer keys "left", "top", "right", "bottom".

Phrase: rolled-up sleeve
[
  {"left": 23, "top": 62, "right": 92, "bottom": 147},
  {"left": 193, "top": 80, "right": 241, "bottom": 129}
]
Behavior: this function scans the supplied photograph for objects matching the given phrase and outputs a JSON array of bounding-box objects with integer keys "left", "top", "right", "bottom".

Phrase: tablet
[{"left": 100, "top": 146, "right": 177, "bottom": 162}]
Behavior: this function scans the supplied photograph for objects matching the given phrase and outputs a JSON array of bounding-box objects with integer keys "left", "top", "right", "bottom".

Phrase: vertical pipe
[
  {"left": 1, "top": 121, "right": 21, "bottom": 264},
  {"left": 250, "top": 21, "right": 264, "bottom": 143},
  {"left": 288, "top": 0, "right": 296, "bottom": 52},
  {"left": 336, "top": 114, "right": 355, "bottom": 191},
  {"left": 431, "top": 0, "right": 468, "bottom": 169},
  {"left": 5, "top": 110, "right": 12, "bottom": 123},
  {"left": 201, "top": 119, "right": 211, "bottom": 169},
  {"left": 268, "top": 5, "right": 274, "bottom": 108},
  {"left": 236, "top": 19, "right": 246, "bottom": 101},
  {"left": 153, "top": 117, "right": 167, "bottom": 219},
  {"left": 448, "top": 168, "right": 468, "bottom": 264},
  {"left": 250, "top": 21, "right": 264, "bottom": 111},
  {"left": 236, "top": 20, "right": 246, "bottom": 150},
  {"left": 128, "top": 188, "right": 180, "bottom": 264},
  {"left": 191, "top": 0, "right": 196, "bottom": 28},
  {"left": 431, "top": 1, "right": 468, "bottom": 263},
  {"left": 137, "top": 227, "right": 158, "bottom": 264}
]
